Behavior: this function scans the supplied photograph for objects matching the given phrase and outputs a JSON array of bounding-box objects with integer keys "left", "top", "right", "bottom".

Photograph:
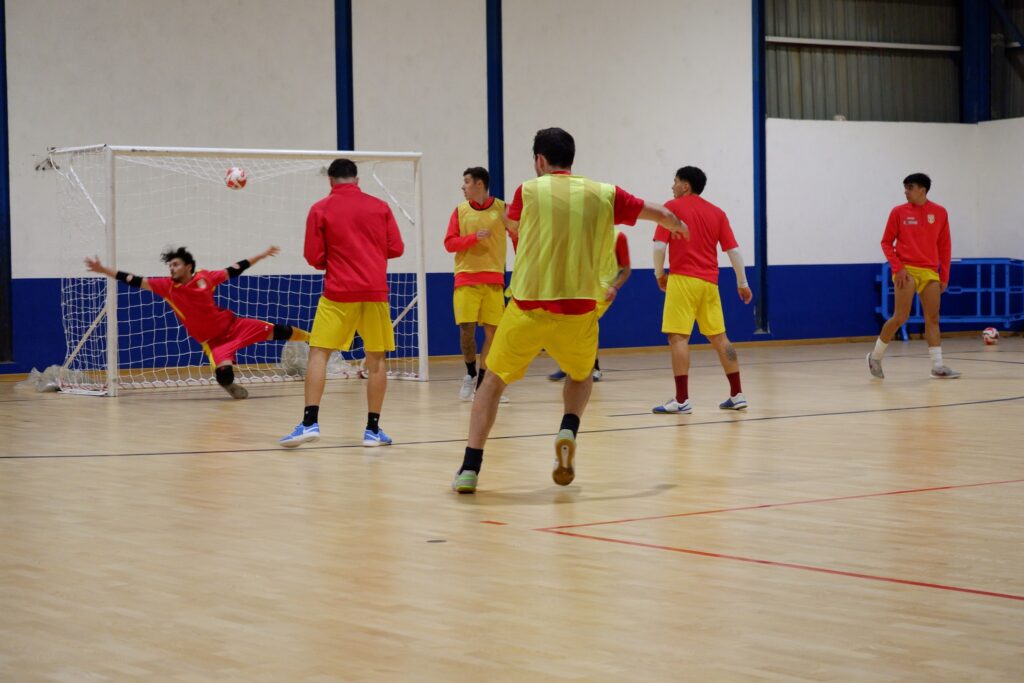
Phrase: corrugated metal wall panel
[
  {"left": 766, "top": 0, "right": 959, "bottom": 122},
  {"left": 992, "top": 0, "right": 1024, "bottom": 119},
  {"left": 767, "top": 0, "right": 958, "bottom": 44},
  {"left": 767, "top": 45, "right": 959, "bottom": 121}
]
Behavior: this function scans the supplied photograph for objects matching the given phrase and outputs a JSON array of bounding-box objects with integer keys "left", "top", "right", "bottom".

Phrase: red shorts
[{"left": 202, "top": 317, "right": 272, "bottom": 366}]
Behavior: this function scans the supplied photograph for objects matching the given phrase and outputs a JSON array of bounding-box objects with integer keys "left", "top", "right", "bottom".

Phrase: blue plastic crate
[{"left": 877, "top": 259, "right": 1024, "bottom": 336}]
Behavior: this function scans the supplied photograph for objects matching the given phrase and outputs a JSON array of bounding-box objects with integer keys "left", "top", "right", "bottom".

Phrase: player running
[{"left": 85, "top": 245, "right": 309, "bottom": 398}]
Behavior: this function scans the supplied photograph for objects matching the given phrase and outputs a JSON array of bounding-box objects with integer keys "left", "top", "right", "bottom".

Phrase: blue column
[
  {"left": 335, "top": 0, "right": 355, "bottom": 150},
  {"left": 486, "top": 0, "right": 505, "bottom": 199},
  {"left": 0, "top": 0, "right": 12, "bottom": 361},
  {"left": 751, "top": 0, "right": 769, "bottom": 333},
  {"left": 962, "top": 0, "right": 991, "bottom": 123}
]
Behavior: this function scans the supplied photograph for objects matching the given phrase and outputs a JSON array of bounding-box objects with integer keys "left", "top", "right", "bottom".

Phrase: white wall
[
  {"left": 352, "top": 0, "right": 489, "bottom": 274},
  {"left": 767, "top": 119, "right": 981, "bottom": 265},
  {"left": 7, "top": 0, "right": 336, "bottom": 279},
  {"left": 976, "top": 117, "right": 1024, "bottom": 258},
  {"left": 502, "top": 0, "right": 754, "bottom": 269}
]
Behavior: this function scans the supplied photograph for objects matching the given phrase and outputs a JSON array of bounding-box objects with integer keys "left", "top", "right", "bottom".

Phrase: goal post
[{"left": 48, "top": 144, "right": 428, "bottom": 395}]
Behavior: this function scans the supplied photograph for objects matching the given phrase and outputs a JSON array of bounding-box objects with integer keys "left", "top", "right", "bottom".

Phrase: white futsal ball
[
  {"left": 225, "top": 166, "right": 248, "bottom": 189},
  {"left": 982, "top": 327, "right": 999, "bottom": 345}
]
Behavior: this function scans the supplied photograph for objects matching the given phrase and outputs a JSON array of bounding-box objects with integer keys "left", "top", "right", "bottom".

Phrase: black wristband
[
  {"left": 115, "top": 271, "right": 143, "bottom": 288},
  {"left": 226, "top": 259, "right": 251, "bottom": 278}
]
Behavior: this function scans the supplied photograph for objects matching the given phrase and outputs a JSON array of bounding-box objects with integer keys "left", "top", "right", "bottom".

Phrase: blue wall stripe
[
  {"left": 335, "top": 0, "right": 355, "bottom": 150},
  {"left": 961, "top": 0, "right": 991, "bottom": 123},
  {"left": 486, "top": 0, "right": 505, "bottom": 199},
  {"left": 751, "top": 0, "right": 768, "bottom": 334},
  {"left": 0, "top": 0, "right": 12, "bottom": 362}
]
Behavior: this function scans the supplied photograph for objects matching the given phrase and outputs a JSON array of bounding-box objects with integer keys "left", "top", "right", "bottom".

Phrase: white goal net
[{"left": 48, "top": 145, "right": 427, "bottom": 395}]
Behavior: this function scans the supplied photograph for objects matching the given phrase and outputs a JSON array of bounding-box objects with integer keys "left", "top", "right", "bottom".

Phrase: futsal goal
[{"left": 46, "top": 145, "right": 427, "bottom": 395}]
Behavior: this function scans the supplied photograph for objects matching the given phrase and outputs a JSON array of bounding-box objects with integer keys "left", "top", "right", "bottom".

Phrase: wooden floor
[{"left": 1, "top": 337, "right": 1022, "bottom": 682}]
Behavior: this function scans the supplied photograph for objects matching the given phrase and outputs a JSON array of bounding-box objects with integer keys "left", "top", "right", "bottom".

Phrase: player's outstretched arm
[
  {"left": 226, "top": 245, "right": 279, "bottom": 278},
  {"left": 84, "top": 256, "right": 151, "bottom": 291},
  {"left": 639, "top": 203, "right": 689, "bottom": 240}
]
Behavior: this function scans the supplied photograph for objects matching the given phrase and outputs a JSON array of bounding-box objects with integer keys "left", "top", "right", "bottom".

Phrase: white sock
[
  {"left": 871, "top": 339, "right": 888, "bottom": 360},
  {"left": 929, "top": 346, "right": 943, "bottom": 369}
]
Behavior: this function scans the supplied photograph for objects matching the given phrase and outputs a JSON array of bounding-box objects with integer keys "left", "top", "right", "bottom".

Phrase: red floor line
[
  {"left": 537, "top": 478, "right": 1024, "bottom": 531},
  {"left": 541, "top": 530, "right": 1024, "bottom": 602}
]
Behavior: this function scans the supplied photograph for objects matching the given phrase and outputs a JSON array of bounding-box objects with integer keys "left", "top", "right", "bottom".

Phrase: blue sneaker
[
  {"left": 280, "top": 422, "right": 320, "bottom": 448},
  {"left": 363, "top": 428, "right": 393, "bottom": 447},
  {"left": 719, "top": 393, "right": 748, "bottom": 410},
  {"left": 548, "top": 370, "right": 567, "bottom": 381}
]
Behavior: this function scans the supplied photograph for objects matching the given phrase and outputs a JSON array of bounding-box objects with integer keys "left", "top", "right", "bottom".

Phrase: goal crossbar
[{"left": 51, "top": 144, "right": 428, "bottom": 395}]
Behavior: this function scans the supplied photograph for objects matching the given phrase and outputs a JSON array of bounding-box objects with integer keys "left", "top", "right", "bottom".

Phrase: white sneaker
[
  {"left": 930, "top": 365, "right": 961, "bottom": 379},
  {"left": 652, "top": 398, "right": 692, "bottom": 414},
  {"left": 719, "top": 393, "right": 748, "bottom": 410},
  {"left": 459, "top": 374, "right": 475, "bottom": 401},
  {"left": 592, "top": 369, "right": 603, "bottom": 381}
]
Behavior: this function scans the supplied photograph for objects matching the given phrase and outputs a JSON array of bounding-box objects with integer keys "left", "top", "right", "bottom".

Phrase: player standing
[
  {"left": 867, "top": 173, "right": 959, "bottom": 379},
  {"left": 452, "top": 128, "right": 687, "bottom": 493},
  {"left": 651, "top": 166, "right": 752, "bottom": 414},
  {"left": 444, "top": 167, "right": 511, "bottom": 401},
  {"left": 85, "top": 245, "right": 308, "bottom": 399},
  {"left": 280, "top": 159, "right": 405, "bottom": 448}
]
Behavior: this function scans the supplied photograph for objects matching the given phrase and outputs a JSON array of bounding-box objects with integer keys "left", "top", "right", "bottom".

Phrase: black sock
[
  {"left": 560, "top": 413, "right": 581, "bottom": 437},
  {"left": 461, "top": 447, "right": 483, "bottom": 474},
  {"left": 367, "top": 412, "right": 380, "bottom": 434},
  {"left": 302, "top": 405, "right": 319, "bottom": 427},
  {"left": 593, "top": 358, "right": 601, "bottom": 371},
  {"left": 466, "top": 360, "right": 477, "bottom": 377},
  {"left": 476, "top": 368, "right": 486, "bottom": 389}
]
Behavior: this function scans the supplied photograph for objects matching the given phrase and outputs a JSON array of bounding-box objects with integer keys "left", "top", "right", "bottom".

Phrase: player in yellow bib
[
  {"left": 451, "top": 128, "right": 688, "bottom": 494},
  {"left": 444, "top": 167, "right": 513, "bottom": 402}
]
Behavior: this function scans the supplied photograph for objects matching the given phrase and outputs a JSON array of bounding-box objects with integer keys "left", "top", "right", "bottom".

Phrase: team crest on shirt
[
  {"left": 196, "top": 278, "right": 208, "bottom": 290},
  {"left": 927, "top": 214, "right": 935, "bottom": 224},
  {"left": 488, "top": 211, "right": 498, "bottom": 220}
]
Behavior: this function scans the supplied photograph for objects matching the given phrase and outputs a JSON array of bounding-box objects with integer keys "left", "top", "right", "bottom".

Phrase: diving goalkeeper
[{"left": 84, "top": 245, "right": 309, "bottom": 398}]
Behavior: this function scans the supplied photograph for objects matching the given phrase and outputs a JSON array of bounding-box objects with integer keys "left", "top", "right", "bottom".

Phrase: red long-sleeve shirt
[
  {"left": 444, "top": 197, "right": 506, "bottom": 288},
  {"left": 880, "top": 200, "right": 951, "bottom": 284},
  {"left": 304, "top": 183, "right": 404, "bottom": 302}
]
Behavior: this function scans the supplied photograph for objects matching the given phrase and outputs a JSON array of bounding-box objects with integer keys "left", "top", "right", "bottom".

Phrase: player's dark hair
[
  {"left": 328, "top": 158, "right": 358, "bottom": 179},
  {"left": 902, "top": 172, "right": 931, "bottom": 192},
  {"left": 463, "top": 166, "right": 490, "bottom": 189},
  {"left": 160, "top": 246, "right": 195, "bottom": 271},
  {"left": 533, "top": 128, "right": 575, "bottom": 168},
  {"left": 675, "top": 166, "right": 708, "bottom": 195}
]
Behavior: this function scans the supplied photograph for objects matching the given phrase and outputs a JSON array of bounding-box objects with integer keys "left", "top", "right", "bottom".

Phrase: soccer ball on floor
[
  {"left": 982, "top": 327, "right": 1000, "bottom": 345},
  {"left": 225, "top": 166, "right": 247, "bottom": 189},
  {"left": 280, "top": 341, "right": 309, "bottom": 376}
]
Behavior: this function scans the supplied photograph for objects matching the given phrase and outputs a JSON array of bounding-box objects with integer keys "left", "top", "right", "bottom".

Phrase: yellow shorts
[
  {"left": 486, "top": 301, "right": 599, "bottom": 384},
  {"left": 453, "top": 283, "right": 505, "bottom": 327},
  {"left": 662, "top": 274, "right": 726, "bottom": 337},
  {"left": 596, "top": 298, "right": 612, "bottom": 319},
  {"left": 309, "top": 298, "right": 395, "bottom": 352},
  {"left": 897, "top": 265, "right": 941, "bottom": 295}
]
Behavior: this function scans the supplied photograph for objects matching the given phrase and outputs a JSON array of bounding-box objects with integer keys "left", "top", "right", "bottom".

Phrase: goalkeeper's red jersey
[
  {"left": 148, "top": 269, "right": 235, "bottom": 343},
  {"left": 304, "top": 183, "right": 405, "bottom": 302}
]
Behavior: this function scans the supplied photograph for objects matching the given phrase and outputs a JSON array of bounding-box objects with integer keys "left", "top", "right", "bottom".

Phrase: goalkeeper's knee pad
[{"left": 215, "top": 365, "right": 235, "bottom": 387}]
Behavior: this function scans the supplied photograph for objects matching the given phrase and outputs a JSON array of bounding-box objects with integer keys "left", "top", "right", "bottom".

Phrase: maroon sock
[
  {"left": 727, "top": 371, "right": 742, "bottom": 396},
  {"left": 674, "top": 374, "right": 688, "bottom": 403}
]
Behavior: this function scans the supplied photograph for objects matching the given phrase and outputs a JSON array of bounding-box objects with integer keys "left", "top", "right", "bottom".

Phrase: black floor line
[{"left": 3, "top": 394, "right": 1021, "bottom": 461}]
